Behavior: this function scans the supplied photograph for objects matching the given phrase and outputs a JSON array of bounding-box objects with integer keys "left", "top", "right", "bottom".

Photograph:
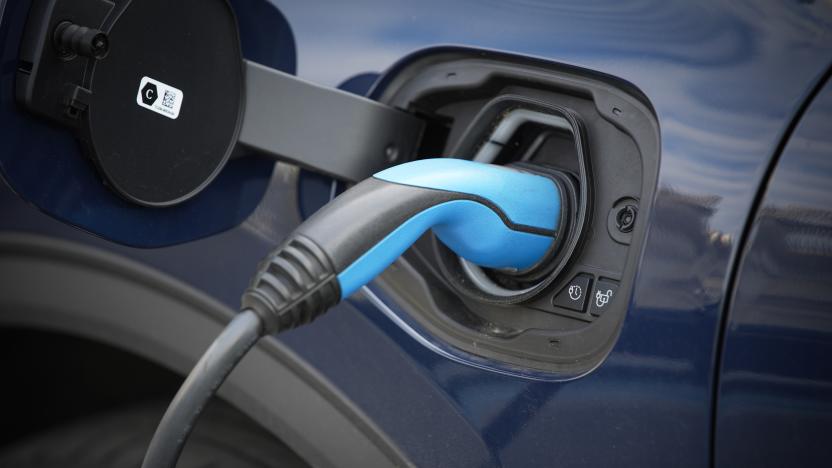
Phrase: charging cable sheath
[{"left": 142, "top": 158, "right": 565, "bottom": 468}]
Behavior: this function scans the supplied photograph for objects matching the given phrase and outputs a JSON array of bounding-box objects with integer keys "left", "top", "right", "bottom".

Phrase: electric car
[{"left": 1, "top": 0, "right": 831, "bottom": 466}]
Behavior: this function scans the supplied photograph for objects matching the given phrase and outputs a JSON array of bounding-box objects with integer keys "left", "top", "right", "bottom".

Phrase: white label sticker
[{"left": 136, "top": 76, "right": 183, "bottom": 120}]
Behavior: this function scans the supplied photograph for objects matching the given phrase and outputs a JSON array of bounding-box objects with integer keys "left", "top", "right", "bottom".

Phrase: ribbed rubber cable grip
[{"left": 242, "top": 235, "right": 341, "bottom": 333}]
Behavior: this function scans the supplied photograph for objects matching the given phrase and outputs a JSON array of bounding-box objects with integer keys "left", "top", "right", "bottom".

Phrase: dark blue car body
[{"left": 1, "top": 0, "right": 832, "bottom": 466}]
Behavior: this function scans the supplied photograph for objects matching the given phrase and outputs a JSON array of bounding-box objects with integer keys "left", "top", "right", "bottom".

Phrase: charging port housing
[{"left": 371, "top": 49, "right": 660, "bottom": 377}]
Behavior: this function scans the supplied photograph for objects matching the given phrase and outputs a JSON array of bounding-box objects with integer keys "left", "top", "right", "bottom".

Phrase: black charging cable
[
  {"left": 142, "top": 235, "right": 340, "bottom": 468},
  {"left": 141, "top": 310, "right": 262, "bottom": 467}
]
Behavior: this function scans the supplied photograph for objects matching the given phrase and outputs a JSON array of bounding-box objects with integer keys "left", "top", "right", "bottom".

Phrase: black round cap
[{"left": 83, "top": 0, "right": 244, "bottom": 206}]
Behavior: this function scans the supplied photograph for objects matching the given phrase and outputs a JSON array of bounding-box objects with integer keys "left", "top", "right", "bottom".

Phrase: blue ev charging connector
[
  {"left": 243, "top": 158, "right": 566, "bottom": 331},
  {"left": 143, "top": 158, "right": 567, "bottom": 468}
]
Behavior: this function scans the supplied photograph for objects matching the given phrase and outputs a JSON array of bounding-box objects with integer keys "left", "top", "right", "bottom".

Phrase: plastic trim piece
[
  {"left": 237, "top": 60, "right": 425, "bottom": 182},
  {"left": 0, "top": 233, "right": 411, "bottom": 468}
]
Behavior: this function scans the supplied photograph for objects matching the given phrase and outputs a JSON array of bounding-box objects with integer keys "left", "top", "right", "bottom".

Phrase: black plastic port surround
[{"left": 369, "top": 48, "right": 660, "bottom": 376}]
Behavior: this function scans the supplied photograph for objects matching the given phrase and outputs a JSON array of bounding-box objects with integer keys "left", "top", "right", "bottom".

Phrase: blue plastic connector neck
[{"left": 337, "top": 159, "right": 562, "bottom": 299}]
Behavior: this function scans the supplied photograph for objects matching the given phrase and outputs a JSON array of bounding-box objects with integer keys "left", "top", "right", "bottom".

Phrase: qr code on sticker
[{"left": 162, "top": 90, "right": 177, "bottom": 109}]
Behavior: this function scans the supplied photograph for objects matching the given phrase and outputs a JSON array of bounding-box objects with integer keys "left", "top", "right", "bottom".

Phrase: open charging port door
[{"left": 16, "top": 0, "right": 424, "bottom": 206}]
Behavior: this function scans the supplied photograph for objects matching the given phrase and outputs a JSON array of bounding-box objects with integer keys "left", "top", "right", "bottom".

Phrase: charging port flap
[{"left": 15, "top": 0, "right": 425, "bottom": 206}]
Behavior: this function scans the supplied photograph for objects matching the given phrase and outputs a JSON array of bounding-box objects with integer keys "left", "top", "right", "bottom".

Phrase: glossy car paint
[
  {"left": 1, "top": 1, "right": 831, "bottom": 467},
  {"left": 715, "top": 76, "right": 832, "bottom": 467}
]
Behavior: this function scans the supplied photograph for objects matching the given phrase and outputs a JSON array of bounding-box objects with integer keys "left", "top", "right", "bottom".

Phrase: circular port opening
[
  {"left": 433, "top": 96, "right": 592, "bottom": 305},
  {"left": 434, "top": 164, "right": 581, "bottom": 304}
]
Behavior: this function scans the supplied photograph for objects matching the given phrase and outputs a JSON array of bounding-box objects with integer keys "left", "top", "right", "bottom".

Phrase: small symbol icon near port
[
  {"left": 568, "top": 285, "right": 582, "bottom": 301},
  {"left": 595, "top": 289, "right": 613, "bottom": 308}
]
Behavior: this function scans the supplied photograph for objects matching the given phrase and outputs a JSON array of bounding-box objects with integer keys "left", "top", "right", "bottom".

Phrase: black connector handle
[
  {"left": 143, "top": 159, "right": 564, "bottom": 468},
  {"left": 242, "top": 235, "right": 340, "bottom": 334},
  {"left": 143, "top": 235, "right": 340, "bottom": 468}
]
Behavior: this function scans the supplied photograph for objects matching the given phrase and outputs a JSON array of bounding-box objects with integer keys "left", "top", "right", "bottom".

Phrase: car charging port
[
  {"left": 434, "top": 95, "right": 592, "bottom": 305},
  {"left": 367, "top": 49, "right": 659, "bottom": 375}
]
